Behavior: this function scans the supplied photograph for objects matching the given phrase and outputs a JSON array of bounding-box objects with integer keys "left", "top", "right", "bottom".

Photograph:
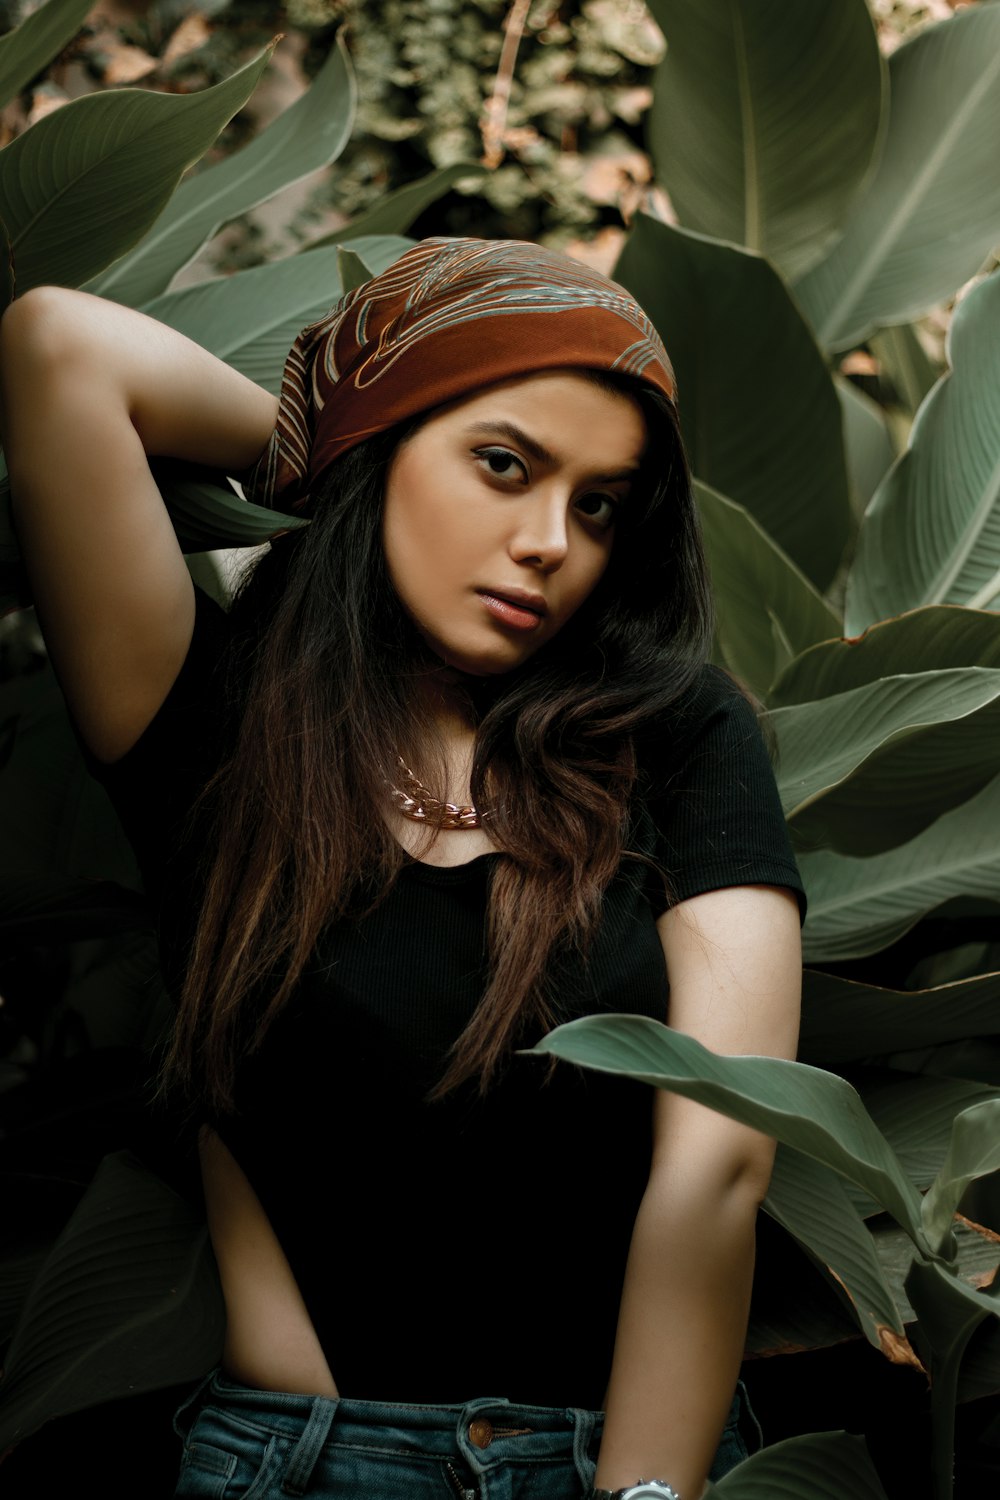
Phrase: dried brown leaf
[
  {"left": 100, "top": 41, "right": 158, "bottom": 86},
  {"left": 161, "top": 14, "right": 213, "bottom": 72}
]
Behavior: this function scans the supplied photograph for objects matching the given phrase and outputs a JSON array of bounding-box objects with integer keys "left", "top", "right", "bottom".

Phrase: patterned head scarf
[{"left": 243, "top": 236, "right": 675, "bottom": 514}]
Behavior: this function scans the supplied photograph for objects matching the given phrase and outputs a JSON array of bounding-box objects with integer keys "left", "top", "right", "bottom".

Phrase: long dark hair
[{"left": 163, "top": 373, "right": 713, "bottom": 1113}]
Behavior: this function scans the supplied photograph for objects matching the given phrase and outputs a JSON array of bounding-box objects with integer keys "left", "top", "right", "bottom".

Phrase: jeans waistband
[
  {"left": 177, "top": 1371, "right": 603, "bottom": 1492},
  {"left": 204, "top": 1371, "right": 600, "bottom": 1433}
]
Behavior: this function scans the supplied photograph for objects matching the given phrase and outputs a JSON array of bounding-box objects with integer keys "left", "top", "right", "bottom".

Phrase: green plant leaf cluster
[{"left": 560, "top": 3, "right": 1000, "bottom": 1495}]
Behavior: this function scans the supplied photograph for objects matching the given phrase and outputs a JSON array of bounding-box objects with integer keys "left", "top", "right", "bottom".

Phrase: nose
[{"left": 508, "top": 494, "right": 570, "bottom": 572}]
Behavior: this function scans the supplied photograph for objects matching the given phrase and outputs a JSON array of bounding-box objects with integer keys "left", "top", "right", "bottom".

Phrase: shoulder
[
  {"left": 635, "top": 664, "right": 806, "bottom": 918},
  {"left": 638, "top": 663, "right": 769, "bottom": 792}
]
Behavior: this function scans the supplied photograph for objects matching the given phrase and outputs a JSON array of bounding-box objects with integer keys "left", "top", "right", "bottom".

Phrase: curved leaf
[
  {"left": 143, "top": 235, "right": 412, "bottom": 394},
  {"left": 870, "top": 323, "right": 940, "bottom": 416},
  {"left": 707, "top": 1431, "right": 889, "bottom": 1500},
  {"left": 0, "top": 45, "right": 274, "bottom": 303},
  {"left": 845, "top": 273, "right": 1000, "bottom": 634},
  {"left": 862, "top": 1073, "right": 1000, "bottom": 1196},
  {"left": 922, "top": 1101, "right": 1000, "bottom": 1254},
  {"left": 876, "top": 1218, "right": 1000, "bottom": 1324},
  {"left": 89, "top": 36, "right": 356, "bottom": 306},
  {"left": 613, "top": 214, "right": 851, "bottom": 588},
  {"left": 837, "top": 376, "right": 897, "bottom": 519},
  {"left": 768, "top": 668, "right": 1000, "bottom": 855},
  {"left": 764, "top": 1145, "right": 914, "bottom": 1360},
  {"left": 0, "top": 1152, "right": 223, "bottom": 1447},
  {"left": 304, "top": 161, "right": 482, "bottom": 247},
  {"left": 0, "top": 0, "right": 93, "bottom": 111},
  {"left": 794, "top": 5, "right": 1000, "bottom": 350},
  {"left": 772, "top": 605, "right": 1000, "bottom": 708},
  {"left": 800, "top": 969, "right": 1000, "bottom": 1068},
  {"left": 151, "top": 464, "right": 308, "bottom": 551},
  {"left": 337, "top": 244, "right": 370, "bottom": 294},
  {"left": 531, "top": 1015, "right": 927, "bottom": 1249},
  {"left": 646, "top": 0, "right": 883, "bottom": 281},
  {"left": 799, "top": 771, "right": 1000, "bottom": 963},
  {"left": 695, "top": 480, "right": 841, "bottom": 698}
]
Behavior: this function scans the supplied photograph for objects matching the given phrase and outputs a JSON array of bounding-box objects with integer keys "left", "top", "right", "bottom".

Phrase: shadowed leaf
[{"left": 0, "top": 1153, "right": 223, "bottom": 1448}]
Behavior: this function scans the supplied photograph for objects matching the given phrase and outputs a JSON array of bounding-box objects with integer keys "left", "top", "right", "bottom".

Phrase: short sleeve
[{"left": 641, "top": 665, "right": 806, "bottom": 919}]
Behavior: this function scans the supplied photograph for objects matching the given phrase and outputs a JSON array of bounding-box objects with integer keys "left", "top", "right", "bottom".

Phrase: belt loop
[
  {"left": 281, "top": 1395, "right": 338, "bottom": 1496},
  {"left": 570, "top": 1406, "right": 599, "bottom": 1491},
  {"left": 172, "top": 1368, "right": 218, "bottom": 1442}
]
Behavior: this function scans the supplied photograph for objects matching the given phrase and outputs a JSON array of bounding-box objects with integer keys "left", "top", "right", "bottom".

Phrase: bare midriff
[{"left": 199, "top": 1127, "right": 339, "bottom": 1397}]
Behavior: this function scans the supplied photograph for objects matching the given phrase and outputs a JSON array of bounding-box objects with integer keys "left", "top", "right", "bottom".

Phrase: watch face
[{"left": 624, "top": 1486, "right": 680, "bottom": 1500}]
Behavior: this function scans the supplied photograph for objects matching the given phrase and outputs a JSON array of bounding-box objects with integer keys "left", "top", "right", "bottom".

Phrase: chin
[{"left": 424, "top": 633, "right": 543, "bottom": 680}]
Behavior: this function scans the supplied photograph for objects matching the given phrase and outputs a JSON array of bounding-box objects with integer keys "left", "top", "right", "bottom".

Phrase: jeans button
[{"left": 468, "top": 1417, "right": 493, "bottom": 1449}]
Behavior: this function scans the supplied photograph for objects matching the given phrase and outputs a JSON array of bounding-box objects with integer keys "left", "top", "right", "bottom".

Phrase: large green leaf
[
  {"left": 0, "top": 1152, "right": 223, "bottom": 1447},
  {"left": 88, "top": 37, "right": 356, "bottom": 306},
  {"left": 799, "top": 771, "right": 1000, "bottom": 963},
  {"left": 0, "top": 0, "right": 93, "bottom": 111},
  {"left": 0, "top": 44, "right": 274, "bottom": 304},
  {"left": 799, "top": 969, "right": 1000, "bottom": 1068},
  {"left": 862, "top": 1073, "right": 1000, "bottom": 1201},
  {"left": 845, "top": 273, "right": 1000, "bottom": 634},
  {"left": 614, "top": 215, "right": 850, "bottom": 588},
  {"left": 304, "top": 162, "right": 481, "bottom": 247},
  {"left": 764, "top": 1145, "right": 914, "bottom": 1360},
  {"left": 922, "top": 1101, "right": 1000, "bottom": 1255},
  {"left": 142, "top": 235, "right": 412, "bottom": 394},
  {"left": 794, "top": 5, "right": 1000, "bottom": 351},
  {"left": 645, "top": 0, "right": 883, "bottom": 281},
  {"left": 705, "top": 1431, "right": 889, "bottom": 1499},
  {"left": 695, "top": 480, "right": 841, "bottom": 698},
  {"left": 531, "top": 1015, "right": 928, "bottom": 1251},
  {"left": 836, "top": 377, "right": 896, "bottom": 519},
  {"left": 772, "top": 605, "right": 1000, "bottom": 708},
  {"left": 767, "top": 667, "right": 1000, "bottom": 855}
]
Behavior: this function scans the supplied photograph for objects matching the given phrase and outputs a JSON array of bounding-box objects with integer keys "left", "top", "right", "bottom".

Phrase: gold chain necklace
[{"left": 389, "top": 758, "right": 485, "bottom": 829}]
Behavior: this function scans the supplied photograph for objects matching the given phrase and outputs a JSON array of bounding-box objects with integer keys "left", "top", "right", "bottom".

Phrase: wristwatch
[{"left": 589, "top": 1483, "right": 681, "bottom": 1500}]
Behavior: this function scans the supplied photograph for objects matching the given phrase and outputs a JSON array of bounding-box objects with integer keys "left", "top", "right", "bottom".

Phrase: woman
[{"left": 0, "top": 238, "right": 803, "bottom": 1500}]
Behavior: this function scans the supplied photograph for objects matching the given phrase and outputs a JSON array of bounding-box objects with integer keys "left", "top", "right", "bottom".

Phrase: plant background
[{"left": 2, "top": 1, "right": 1000, "bottom": 1497}]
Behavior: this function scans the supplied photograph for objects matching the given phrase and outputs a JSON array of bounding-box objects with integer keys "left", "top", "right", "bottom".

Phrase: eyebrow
[{"left": 461, "top": 420, "right": 641, "bottom": 484}]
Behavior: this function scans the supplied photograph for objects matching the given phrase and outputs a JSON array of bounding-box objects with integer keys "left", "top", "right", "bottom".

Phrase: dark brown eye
[
  {"left": 476, "top": 447, "right": 527, "bottom": 482},
  {"left": 574, "top": 492, "right": 620, "bottom": 529}
]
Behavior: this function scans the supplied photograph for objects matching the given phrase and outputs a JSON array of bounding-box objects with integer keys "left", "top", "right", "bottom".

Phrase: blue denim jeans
[{"left": 173, "top": 1372, "right": 755, "bottom": 1499}]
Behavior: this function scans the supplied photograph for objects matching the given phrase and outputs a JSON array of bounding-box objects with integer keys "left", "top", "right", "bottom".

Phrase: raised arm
[
  {"left": 0, "top": 287, "right": 278, "bottom": 762},
  {"left": 593, "top": 883, "right": 801, "bottom": 1497}
]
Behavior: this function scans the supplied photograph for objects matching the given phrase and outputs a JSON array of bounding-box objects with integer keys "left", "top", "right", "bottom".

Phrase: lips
[
  {"left": 477, "top": 588, "right": 548, "bottom": 632},
  {"left": 477, "top": 587, "right": 547, "bottom": 617}
]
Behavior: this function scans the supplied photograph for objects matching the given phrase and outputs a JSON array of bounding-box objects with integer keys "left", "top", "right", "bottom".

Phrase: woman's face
[{"left": 381, "top": 370, "right": 647, "bottom": 677}]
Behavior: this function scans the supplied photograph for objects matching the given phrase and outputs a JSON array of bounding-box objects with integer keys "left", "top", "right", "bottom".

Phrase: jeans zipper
[{"left": 445, "top": 1459, "right": 479, "bottom": 1499}]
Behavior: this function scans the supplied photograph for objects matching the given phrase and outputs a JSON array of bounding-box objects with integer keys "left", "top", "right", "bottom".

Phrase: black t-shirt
[{"left": 97, "top": 589, "right": 804, "bottom": 1410}]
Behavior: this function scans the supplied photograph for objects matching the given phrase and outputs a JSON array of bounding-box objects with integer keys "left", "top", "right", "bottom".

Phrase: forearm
[
  {"left": 0, "top": 286, "right": 278, "bottom": 475},
  {"left": 593, "top": 1164, "right": 763, "bottom": 1497},
  {"left": 0, "top": 288, "right": 279, "bottom": 759}
]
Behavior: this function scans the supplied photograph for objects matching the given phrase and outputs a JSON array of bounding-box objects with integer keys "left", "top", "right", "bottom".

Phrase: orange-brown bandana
[{"left": 243, "top": 236, "right": 675, "bottom": 513}]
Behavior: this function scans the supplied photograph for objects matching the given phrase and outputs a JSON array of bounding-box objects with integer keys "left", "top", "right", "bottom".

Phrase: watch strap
[{"left": 589, "top": 1483, "right": 681, "bottom": 1500}]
